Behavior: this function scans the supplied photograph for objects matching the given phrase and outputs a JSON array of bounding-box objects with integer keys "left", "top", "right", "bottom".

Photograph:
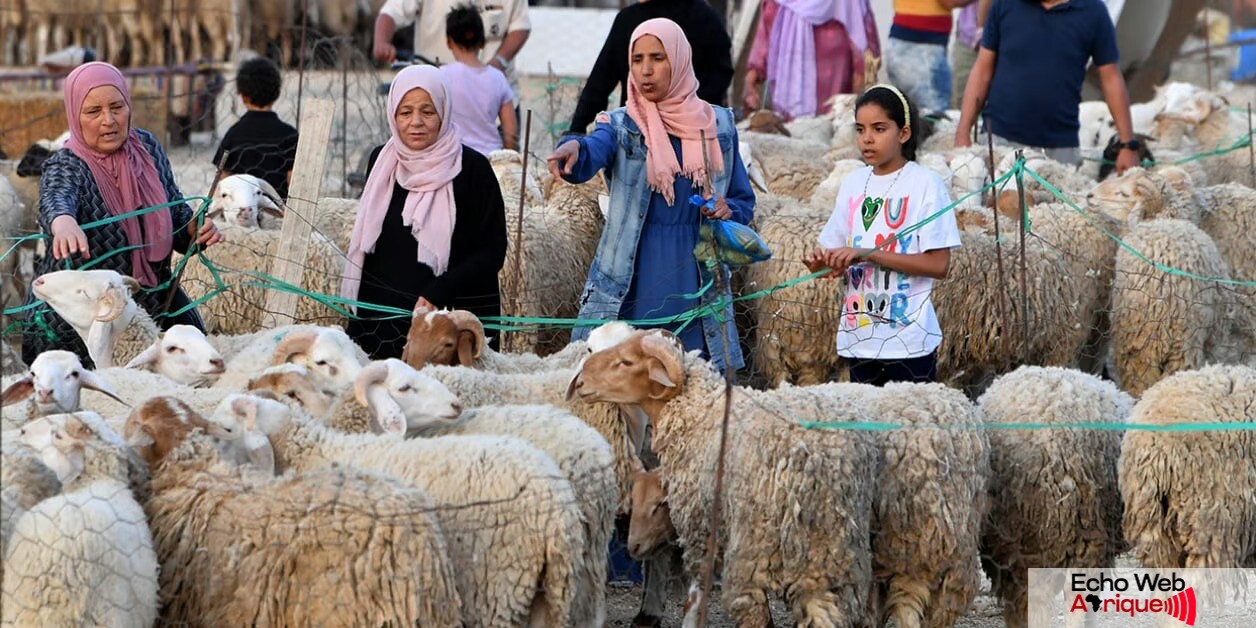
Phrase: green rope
[{"left": 796, "top": 420, "right": 1256, "bottom": 432}]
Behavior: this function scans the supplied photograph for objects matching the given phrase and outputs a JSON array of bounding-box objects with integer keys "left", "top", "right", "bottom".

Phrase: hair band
[{"left": 863, "top": 83, "right": 911, "bottom": 129}]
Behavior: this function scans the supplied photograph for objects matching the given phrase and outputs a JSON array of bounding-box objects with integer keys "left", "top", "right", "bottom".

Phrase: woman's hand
[
  {"left": 742, "top": 69, "right": 761, "bottom": 113},
  {"left": 546, "top": 141, "right": 580, "bottom": 181},
  {"left": 701, "top": 195, "right": 732, "bottom": 220},
  {"left": 50, "top": 214, "right": 90, "bottom": 260},
  {"left": 190, "top": 219, "right": 225, "bottom": 248}
]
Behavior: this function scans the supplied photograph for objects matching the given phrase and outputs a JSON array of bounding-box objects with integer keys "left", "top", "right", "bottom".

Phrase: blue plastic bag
[{"left": 690, "top": 194, "right": 772, "bottom": 266}]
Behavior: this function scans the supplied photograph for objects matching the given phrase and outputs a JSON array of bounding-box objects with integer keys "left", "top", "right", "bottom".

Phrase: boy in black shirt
[{"left": 212, "top": 57, "right": 299, "bottom": 199}]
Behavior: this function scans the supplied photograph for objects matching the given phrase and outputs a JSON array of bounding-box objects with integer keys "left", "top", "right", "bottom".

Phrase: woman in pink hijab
[
  {"left": 343, "top": 65, "right": 507, "bottom": 360},
  {"left": 546, "top": 18, "right": 755, "bottom": 375},
  {"left": 21, "top": 61, "right": 224, "bottom": 365}
]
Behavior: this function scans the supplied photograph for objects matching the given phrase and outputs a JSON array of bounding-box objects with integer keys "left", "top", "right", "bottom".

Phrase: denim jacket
[{"left": 558, "top": 106, "right": 752, "bottom": 371}]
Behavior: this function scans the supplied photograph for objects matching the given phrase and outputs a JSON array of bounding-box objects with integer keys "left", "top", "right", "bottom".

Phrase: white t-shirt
[
  {"left": 380, "top": 0, "right": 530, "bottom": 91},
  {"left": 440, "top": 63, "right": 514, "bottom": 155},
  {"left": 817, "top": 161, "right": 962, "bottom": 360}
]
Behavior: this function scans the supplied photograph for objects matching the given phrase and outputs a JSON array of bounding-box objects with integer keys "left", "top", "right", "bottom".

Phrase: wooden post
[
  {"left": 987, "top": 129, "right": 1009, "bottom": 361},
  {"left": 261, "top": 98, "right": 334, "bottom": 328},
  {"left": 1203, "top": 8, "right": 1213, "bottom": 92},
  {"left": 1248, "top": 103, "right": 1254, "bottom": 187},
  {"left": 509, "top": 109, "right": 533, "bottom": 348},
  {"left": 1014, "top": 149, "right": 1029, "bottom": 363}
]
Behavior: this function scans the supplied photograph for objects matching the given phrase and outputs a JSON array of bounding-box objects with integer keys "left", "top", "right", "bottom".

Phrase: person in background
[
  {"left": 885, "top": 0, "right": 977, "bottom": 114},
  {"left": 949, "top": 0, "right": 988, "bottom": 110},
  {"left": 23, "top": 62, "right": 225, "bottom": 364},
  {"left": 372, "top": 0, "right": 531, "bottom": 99},
  {"left": 440, "top": 4, "right": 519, "bottom": 154},
  {"left": 565, "top": 0, "right": 733, "bottom": 135},
  {"left": 342, "top": 65, "right": 507, "bottom": 360},
  {"left": 953, "top": 0, "right": 1139, "bottom": 173},
  {"left": 548, "top": 18, "right": 755, "bottom": 374},
  {"left": 804, "top": 84, "right": 960, "bottom": 385},
  {"left": 743, "top": 0, "right": 879, "bottom": 119},
  {"left": 212, "top": 56, "right": 299, "bottom": 198}
]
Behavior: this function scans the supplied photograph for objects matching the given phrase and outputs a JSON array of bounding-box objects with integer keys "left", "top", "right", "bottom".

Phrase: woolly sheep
[
  {"left": 75, "top": 367, "right": 239, "bottom": 425},
  {"left": 123, "top": 324, "right": 226, "bottom": 386},
  {"left": 488, "top": 148, "right": 546, "bottom": 207},
  {"left": 30, "top": 269, "right": 155, "bottom": 368},
  {"left": 740, "top": 130, "right": 834, "bottom": 202},
  {"left": 125, "top": 396, "right": 462, "bottom": 626},
  {"left": 401, "top": 307, "right": 590, "bottom": 372},
  {"left": 219, "top": 393, "right": 587, "bottom": 627},
  {"left": 568, "top": 330, "right": 875, "bottom": 627},
  {"left": 1, "top": 350, "right": 126, "bottom": 429},
  {"left": 1110, "top": 219, "right": 1235, "bottom": 396},
  {"left": 809, "top": 158, "right": 871, "bottom": 210},
  {"left": 213, "top": 324, "right": 368, "bottom": 392},
  {"left": 3, "top": 411, "right": 159, "bottom": 628},
  {"left": 1119, "top": 364, "right": 1256, "bottom": 568},
  {"left": 206, "top": 174, "right": 284, "bottom": 229},
  {"left": 0, "top": 444, "right": 61, "bottom": 586},
  {"left": 978, "top": 366, "right": 1132, "bottom": 628},
  {"left": 1153, "top": 91, "right": 1252, "bottom": 182}
]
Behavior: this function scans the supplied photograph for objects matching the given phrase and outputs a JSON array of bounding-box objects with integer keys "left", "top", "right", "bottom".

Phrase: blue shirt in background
[{"left": 982, "top": 0, "right": 1119, "bottom": 148}]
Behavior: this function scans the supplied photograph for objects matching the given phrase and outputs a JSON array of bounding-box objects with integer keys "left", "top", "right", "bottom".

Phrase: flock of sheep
[{"left": 0, "top": 77, "right": 1254, "bottom": 626}]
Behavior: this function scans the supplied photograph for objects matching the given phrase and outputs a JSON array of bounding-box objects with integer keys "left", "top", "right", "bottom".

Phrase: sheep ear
[
  {"left": 272, "top": 330, "right": 318, "bottom": 365},
  {"left": 121, "top": 277, "right": 142, "bottom": 296},
  {"left": 564, "top": 371, "right": 580, "bottom": 402},
  {"left": 78, "top": 370, "right": 129, "bottom": 407},
  {"left": 86, "top": 320, "right": 115, "bottom": 368},
  {"left": 231, "top": 396, "right": 258, "bottom": 424},
  {"left": 368, "top": 391, "right": 408, "bottom": 437},
  {"left": 619, "top": 405, "right": 650, "bottom": 455},
  {"left": 446, "top": 311, "right": 484, "bottom": 360},
  {"left": 126, "top": 427, "right": 156, "bottom": 449},
  {"left": 456, "top": 330, "right": 477, "bottom": 366},
  {"left": 255, "top": 179, "right": 285, "bottom": 213},
  {"left": 646, "top": 363, "right": 676, "bottom": 393},
  {"left": 124, "top": 343, "right": 161, "bottom": 371},
  {"left": 1, "top": 377, "right": 34, "bottom": 406}
]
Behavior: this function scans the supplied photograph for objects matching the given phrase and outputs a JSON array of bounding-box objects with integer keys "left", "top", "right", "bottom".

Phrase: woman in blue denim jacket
[{"left": 547, "top": 18, "right": 755, "bottom": 372}]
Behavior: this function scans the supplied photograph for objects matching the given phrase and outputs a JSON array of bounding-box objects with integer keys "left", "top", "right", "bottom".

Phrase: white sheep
[
  {"left": 123, "top": 324, "right": 226, "bottom": 387},
  {"left": 978, "top": 366, "right": 1132, "bottom": 627},
  {"left": 808, "top": 158, "right": 870, "bottom": 211},
  {"left": 29, "top": 269, "right": 156, "bottom": 368},
  {"left": 568, "top": 330, "right": 876, "bottom": 627},
  {"left": 739, "top": 130, "right": 834, "bottom": 202},
  {"left": 124, "top": 396, "right": 463, "bottom": 626},
  {"left": 212, "top": 324, "right": 368, "bottom": 392},
  {"left": 3, "top": 411, "right": 159, "bottom": 628},
  {"left": 1119, "top": 364, "right": 1256, "bottom": 568},
  {"left": 1, "top": 350, "right": 127, "bottom": 429},
  {"left": 0, "top": 444, "right": 61, "bottom": 585},
  {"left": 216, "top": 392, "right": 588, "bottom": 627},
  {"left": 206, "top": 173, "right": 284, "bottom": 229}
]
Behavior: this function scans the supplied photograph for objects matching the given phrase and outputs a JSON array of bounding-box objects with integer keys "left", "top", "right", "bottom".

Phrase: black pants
[{"left": 846, "top": 351, "right": 938, "bottom": 387}]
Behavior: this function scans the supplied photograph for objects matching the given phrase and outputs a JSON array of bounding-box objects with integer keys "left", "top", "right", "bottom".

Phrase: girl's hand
[
  {"left": 50, "top": 215, "right": 90, "bottom": 260},
  {"left": 701, "top": 195, "right": 731, "bottom": 220},
  {"left": 803, "top": 246, "right": 840, "bottom": 279},
  {"left": 824, "top": 247, "right": 867, "bottom": 272},
  {"left": 191, "top": 220, "right": 225, "bottom": 248},
  {"left": 546, "top": 141, "right": 580, "bottom": 181}
]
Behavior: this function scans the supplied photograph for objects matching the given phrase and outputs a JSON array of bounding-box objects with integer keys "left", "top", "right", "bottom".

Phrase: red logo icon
[{"left": 1165, "top": 587, "right": 1196, "bottom": 626}]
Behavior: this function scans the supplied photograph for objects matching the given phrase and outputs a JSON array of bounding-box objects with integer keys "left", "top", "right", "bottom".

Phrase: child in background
[
  {"left": 439, "top": 5, "right": 518, "bottom": 155},
  {"left": 803, "top": 84, "right": 960, "bottom": 386},
  {"left": 212, "top": 56, "right": 299, "bottom": 198}
]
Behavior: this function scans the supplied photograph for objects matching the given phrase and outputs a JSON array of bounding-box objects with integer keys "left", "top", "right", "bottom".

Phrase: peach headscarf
[{"left": 627, "top": 18, "right": 724, "bottom": 205}]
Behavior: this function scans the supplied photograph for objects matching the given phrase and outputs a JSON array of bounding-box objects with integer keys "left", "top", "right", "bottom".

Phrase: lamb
[
  {"left": 124, "top": 396, "right": 462, "bottom": 626},
  {"left": 1119, "top": 364, "right": 1256, "bottom": 568},
  {"left": 739, "top": 130, "right": 834, "bottom": 202},
  {"left": 568, "top": 330, "right": 876, "bottom": 627},
  {"left": 3, "top": 411, "right": 159, "bottom": 628},
  {"left": 217, "top": 392, "right": 588, "bottom": 627},
  {"left": 977, "top": 366, "right": 1132, "bottom": 628},
  {"left": 1, "top": 350, "right": 126, "bottom": 429},
  {"left": 176, "top": 222, "right": 347, "bottom": 335},
  {"left": 1110, "top": 219, "right": 1235, "bottom": 396},
  {"left": 212, "top": 324, "right": 368, "bottom": 391},
  {"left": 123, "top": 324, "right": 226, "bottom": 386},
  {"left": 401, "top": 307, "right": 591, "bottom": 373},
  {"left": 206, "top": 173, "right": 284, "bottom": 229}
]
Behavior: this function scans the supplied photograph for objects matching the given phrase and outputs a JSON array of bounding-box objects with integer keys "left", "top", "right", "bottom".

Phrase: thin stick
[
  {"left": 296, "top": 0, "right": 310, "bottom": 120},
  {"left": 1014, "top": 149, "right": 1029, "bottom": 363},
  {"left": 696, "top": 129, "right": 733, "bottom": 628},
  {"left": 1204, "top": 9, "right": 1213, "bottom": 92},
  {"left": 341, "top": 38, "right": 349, "bottom": 197},
  {"left": 1248, "top": 103, "right": 1254, "bottom": 187},
  {"left": 510, "top": 110, "right": 533, "bottom": 345},
  {"left": 987, "top": 128, "right": 1009, "bottom": 364},
  {"left": 163, "top": 152, "right": 228, "bottom": 314}
]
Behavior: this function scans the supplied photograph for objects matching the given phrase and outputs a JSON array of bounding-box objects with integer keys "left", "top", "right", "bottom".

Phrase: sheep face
[
  {"left": 125, "top": 325, "right": 225, "bottom": 386},
  {"left": 123, "top": 396, "right": 213, "bottom": 468},
  {"left": 31, "top": 269, "right": 141, "bottom": 332},
  {"left": 208, "top": 174, "right": 282, "bottom": 228},
  {"left": 19, "top": 412, "right": 101, "bottom": 484},
  {"left": 355, "top": 359, "right": 462, "bottom": 436},
  {"left": 204, "top": 395, "right": 278, "bottom": 474},
  {"left": 567, "top": 330, "right": 685, "bottom": 405},
  {"left": 272, "top": 328, "right": 364, "bottom": 392},
  {"left": 0, "top": 350, "right": 123, "bottom": 415},
  {"left": 401, "top": 308, "right": 484, "bottom": 369},
  {"left": 627, "top": 468, "right": 675, "bottom": 559},
  {"left": 247, "top": 364, "right": 338, "bottom": 420},
  {"left": 1085, "top": 167, "right": 1159, "bottom": 227}
]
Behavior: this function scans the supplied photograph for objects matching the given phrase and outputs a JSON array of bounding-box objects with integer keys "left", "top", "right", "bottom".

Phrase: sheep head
[
  {"left": 746, "top": 109, "right": 790, "bottom": 136},
  {"left": 31, "top": 269, "right": 142, "bottom": 367},
  {"left": 125, "top": 324, "right": 225, "bottom": 386},
  {"left": 19, "top": 411, "right": 124, "bottom": 484},
  {"left": 627, "top": 468, "right": 676, "bottom": 559},
  {"left": 122, "top": 396, "right": 215, "bottom": 468},
  {"left": 208, "top": 394, "right": 294, "bottom": 473},
  {"left": 354, "top": 359, "right": 462, "bottom": 436},
  {"left": 1085, "top": 167, "right": 1163, "bottom": 228},
  {"left": 208, "top": 174, "right": 283, "bottom": 229},
  {"left": 566, "top": 330, "right": 685, "bottom": 408},
  {"left": 1, "top": 350, "right": 126, "bottom": 416},
  {"left": 401, "top": 308, "right": 485, "bottom": 369},
  {"left": 272, "top": 327, "right": 364, "bottom": 392},
  {"left": 247, "top": 363, "right": 338, "bottom": 420}
]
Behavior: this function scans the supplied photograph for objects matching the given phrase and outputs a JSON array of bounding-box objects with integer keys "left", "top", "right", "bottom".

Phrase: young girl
[
  {"left": 804, "top": 84, "right": 960, "bottom": 386},
  {"left": 438, "top": 4, "right": 518, "bottom": 155}
]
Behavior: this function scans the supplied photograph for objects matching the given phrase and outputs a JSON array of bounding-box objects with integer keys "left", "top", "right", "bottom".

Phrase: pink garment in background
[
  {"left": 440, "top": 62, "right": 515, "bottom": 156},
  {"left": 748, "top": 0, "right": 880, "bottom": 118}
]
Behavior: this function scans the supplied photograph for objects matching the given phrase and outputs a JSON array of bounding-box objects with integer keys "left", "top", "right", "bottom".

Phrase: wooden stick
[
  {"left": 509, "top": 109, "right": 533, "bottom": 345},
  {"left": 987, "top": 128, "right": 1009, "bottom": 367},
  {"left": 1248, "top": 103, "right": 1254, "bottom": 187},
  {"left": 1014, "top": 149, "right": 1029, "bottom": 363},
  {"left": 1204, "top": 8, "right": 1213, "bottom": 92}
]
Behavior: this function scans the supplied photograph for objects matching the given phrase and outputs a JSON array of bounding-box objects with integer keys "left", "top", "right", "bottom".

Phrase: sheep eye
[
  {"left": 286, "top": 391, "right": 300, "bottom": 400},
  {"left": 620, "top": 359, "right": 634, "bottom": 367},
  {"left": 69, "top": 371, "right": 79, "bottom": 379},
  {"left": 315, "top": 360, "right": 328, "bottom": 366},
  {"left": 165, "top": 346, "right": 182, "bottom": 354},
  {"left": 397, "top": 385, "right": 412, "bottom": 393}
]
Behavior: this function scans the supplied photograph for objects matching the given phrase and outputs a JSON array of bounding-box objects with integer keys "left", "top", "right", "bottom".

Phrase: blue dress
[{"left": 565, "top": 128, "right": 755, "bottom": 357}]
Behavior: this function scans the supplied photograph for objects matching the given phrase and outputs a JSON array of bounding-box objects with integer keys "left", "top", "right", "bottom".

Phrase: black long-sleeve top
[{"left": 566, "top": 0, "right": 734, "bottom": 135}]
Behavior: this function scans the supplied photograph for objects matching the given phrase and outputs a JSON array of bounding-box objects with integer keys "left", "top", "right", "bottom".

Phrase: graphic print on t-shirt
[{"left": 842, "top": 190, "right": 918, "bottom": 330}]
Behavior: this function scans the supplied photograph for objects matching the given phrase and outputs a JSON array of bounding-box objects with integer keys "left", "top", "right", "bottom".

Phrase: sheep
[
  {"left": 1110, "top": 219, "right": 1235, "bottom": 396},
  {"left": 71, "top": 367, "right": 240, "bottom": 427},
  {"left": 977, "top": 366, "right": 1132, "bottom": 628},
  {"left": 217, "top": 392, "right": 588, "bottom": 627},
  {"left": 784, "top": 113, "right": 835, "bottom": 145},
  {"left": 124, "top": 396, "right": 463, "bottom": 626},
  {"left": 739, "top": 130, "right": 834, "bottom": 202},
  {"left": 0, "top": 444, "right": 61, "bottom": 583},
  {"left": 29, "top": 269, "right": 156, "bottom": 368},
  {"left": 1119, "top": 364, "right": 1256, "bottom": 568},
  {"left": 212, "top": 323, "right": 368, "bottom": 391},
  {"left": 1, "top": 341, "right": 24, "bottom": 377},
  {"left": 1, "top": 350, "right": 127, "bottom": 429},
  {"left": 1152, "top": 90, "right": 1252, "bottom": 182},
  {"left": 3, "top": 411, "right": 159, "bottom": 628},
  {"left": 206, "top": 173, "right": 284, "bottom": 229},
  {"left": 123, "top": 324, "right": 226, "bottom": 386},
  {"left": 738, "top": 141, "right": 770, "bottom": 193},
  {"left": 401, "top": 307, "right": 590, "bottom": 372},
  {"left": 809, "top": 158, "right": 870, "bottom": 210},
  {"left": 488, "top": 148, "right": 546, "bottom": 207},
  {"left": 176, "top": 222, "right": 347, "bottom": 335},
  {"left": 568, "top": 329, "right": 876, "bottom": 627}
]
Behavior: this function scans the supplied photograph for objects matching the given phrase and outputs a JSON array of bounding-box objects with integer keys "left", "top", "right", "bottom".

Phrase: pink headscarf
[
  {"left": 341, "top": 65, "right": 463, "bottom": 304},
  {"left": 627, "top": 18, "right": 724, "bottom": 205},
  {"left": 63, "top": 62, "right": 172, "bottom": 287}
]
